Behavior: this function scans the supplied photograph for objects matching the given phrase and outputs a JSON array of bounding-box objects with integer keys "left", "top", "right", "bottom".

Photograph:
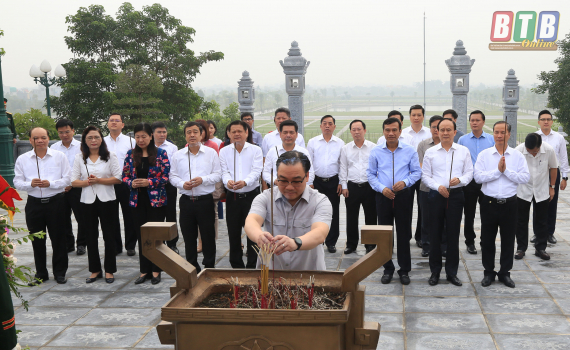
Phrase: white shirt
[
  {"left": 71, "top": 152, "right": 122, "bottom": 204},
  {"left": 339, "top": 140, "right": 376, "bottom": 189},
  {"left": 220, "top": 142, "right": 263, "bottom": 193},
  {"left": 169, "top": 145, "right": 222, "bottom": 196},
  {"left": 377, "top": 134, "right": 411, "bottom": 146},
  {"left": 262, "top": 144, "right": 314, "bottom": 186},
  {"left": 261, "top": 129, "right": 305, "bottom": 157},
  {"left": 156, "top": 140, "right": 178, "bottom": 161},
  {"left": 14, "top": 148, "right": 71, "bottom": 198},
  {"left": 515, "top": 142, "right": 559, "bottom": 203},
  {"left": 401, "top": 125, "right": 431, "bottom": 150},
  {"left": 474, "top": 146, "right": 530, "bottom": 199},
  {"left": 307, "top": 134, "right": 345, "bottom": 178},
  {"left": 50, "top": 139, "right": 82, "bottom": 168},
  {"left": 104, "top": 133, "right": 134, "bottom": 165},
  {"left": 536, "top": 129, "right": 569, "bottom": 177},
  {"left": 210, "top": 137, "right": 223, "bottom": 147},
  {"left": 421, "top": 143, "right": 473, "bottom": 191}
]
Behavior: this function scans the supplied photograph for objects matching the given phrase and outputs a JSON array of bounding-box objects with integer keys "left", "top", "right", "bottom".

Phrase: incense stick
[
  {"left": 187, "top": 147, "right": 194, "bottom": 200},
  {"left": 392, "top": 152, "right": 395, "bottom": 208},
  {"left": 84, "top": 160, "right": 96, "bottom": 196},
  {"left": 447, "top": 151, "right": 454, "bottom": 209},
  {"left": 233, "top": 147, "right": 236, "bottom": 200},
  {"left": 33, "top": 139, "right": 43, "bottom": 198}
]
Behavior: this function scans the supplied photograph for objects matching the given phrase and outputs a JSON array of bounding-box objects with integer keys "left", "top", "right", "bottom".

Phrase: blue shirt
[
  {"left": 367, "top": 142, "right": 421, "bottom": 193},
  {"left": 458, "top": 131, "right": 495, "bottom": 165},
  {"left": 251, "top": 129, "right": 263, "bottom": 147}
]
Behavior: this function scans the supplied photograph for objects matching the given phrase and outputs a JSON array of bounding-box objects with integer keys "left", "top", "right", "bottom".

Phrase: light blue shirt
[
  {"left": 367, "top": 142, "right": 421, "bottom": 193},
  {"left": 458, "top": 131, "right": 495, "bottom": 165},
  {"left": 251, "top": 128, "right": 263, "bottom": 147}
]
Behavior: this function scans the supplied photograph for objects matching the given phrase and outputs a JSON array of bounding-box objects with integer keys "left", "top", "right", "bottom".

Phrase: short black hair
[
  {"left": 228, "top": 120, "right": 249, "bottom": 132},
  {"left": 55, "top": 118, "right": 74, "bottom": 130},
  {"left": 276, "top": 150, "right": 311, "bottom": 174},
  {"left": 538, "top": 110, "right": 552, "bottom": 119},
  {"left": 321, "top": 115, "right": 335, "bottom": 124},
  {"left": 409, "top": 104, "right": 425, "bottom": 115},
  {"left": 442, "top": 109, "right": 458, "bottom": 120},
  {"left": 349, "top": 119, "right": 366, "bottom": 130},
  {"left": 429, "top": 115, "right": 444, "bottom": 126},
  {"left": 493, "top": 121, "right": 511, "bottom": 133},
  {"left": 525, "top": 133, "right": 542, "bottom": 149},
  {"left": 438, "top": 118, "right": 457, "bottom": 131},
  {"left": 207, "top": 120, "right": 217, "bottom": 133},
  {"left": 387, "top": 110, "right": 404, "bottom": 122},
  {"left": 183, "top": 121, "right": 203, "bottom": 135},
  {"left": 274, "top": 107, "right": 291, "bottom": 118},
  {"left": 279, "top": 119, "right": 298, "bottom": 133},
  {"left": 151, "top": 121, "right": 167, "bottom": 131},
  {"left": 383, "top": 117, "right": 402, "bottom": 130},
  {"left": 469, "top": 110, "right": 486, "bottom": 121},
  {"left": 108, "top": 113, "right": 123, "bottom": 122},
  {"left": 241, "top": 112, "right": 254, "bottom": 120}
]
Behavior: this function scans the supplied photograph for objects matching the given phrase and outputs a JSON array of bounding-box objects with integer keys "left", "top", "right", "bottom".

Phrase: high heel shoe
[
  {"left": 134, "top": 274, "right": 150, "bottom": 285},
  {"left": 86, "top": 272, "right": 103, "bottom": 283},
  {"left": 105, "top": 273, "right": 115, "bottom": 284},
  {"left": 151, "top": 272, "right": 161, "bottom": 285}
]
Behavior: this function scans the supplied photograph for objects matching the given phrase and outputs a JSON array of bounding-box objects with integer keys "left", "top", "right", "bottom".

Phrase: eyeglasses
[
  {"left": 539, "top": 118, "right": 553, "bottom": 122},
  {"left": 276, "top": 175, "right": 306, "bottom": 187},
  {"left": 86, "top": 136, "right": 101, "bottom": 141}
]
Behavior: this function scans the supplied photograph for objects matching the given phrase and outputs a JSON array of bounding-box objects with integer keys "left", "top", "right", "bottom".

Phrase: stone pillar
[
  {"left": 280, "top": 41, "right": 310, "bottom": 135},
  {"left": 445, "top": 40, "right": 475, "bottom": 134},
  {"left": 502, "top": 69, "right": 520, "bottom": 148},
  {"left": 237, "top": 71, "right": 255, "bottom": 119}
]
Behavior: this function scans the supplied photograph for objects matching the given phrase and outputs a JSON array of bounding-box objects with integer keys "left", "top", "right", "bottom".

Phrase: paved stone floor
[{"left": 8, "top": 189, "right": 570, "bottom": 350}]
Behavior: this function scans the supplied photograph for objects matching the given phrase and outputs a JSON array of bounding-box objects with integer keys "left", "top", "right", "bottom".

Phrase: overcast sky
[{"left": 2, "top": 0, "right": 569, "bottom": 91}]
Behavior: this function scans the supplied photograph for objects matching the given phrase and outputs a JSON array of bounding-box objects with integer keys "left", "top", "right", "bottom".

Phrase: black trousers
[
  {"left": 345, "top": 182, "right": 377, "bottom": 249},
  {"left": 420, "top": 190, "right": 448, "bottom": 251},
  {"left": 314, "top": 176, "right": 341, "bottom": 247},
  {"left": 226, "top": 189, "right": 259, "bottom": 268},
  {"left": 463, "top": 179, "right": 483, "bottom": 246},
  {"left": 377, "top": 189, "right": 412, "bottom": 276},
  {"left": 410, "top": 180, "right": 422, "bottom": 243},
  {"left": 426, "top": 189, "right": 464, "bottom": 276},
  {"left": 63, "top": 187, "right": 86, "bottom": 249},
  {"left": 179, "top": 194, "right": 216, "bottom": 273},
  {"left": 517, "top": 197, "right": 549, "bottom": 252},
  {"left": 480, "top": 195, "right": 517, "bottom": 278},
  {"left": 25, "top": 194, "right": 68, "bottom": 279},
  {"left": 540, "top": 169, "right": 560, "bottom": 235},
  {"left": 165, "top": 183, "right": 179, "bottom": 247},
  {"left": 131, "top": 199, "right": 166, "bottom": 275},
  {"left": 114, "top": 183, "right": 137, "bottom": 252},
  {"left": 82, "top": 198, "right": 117, "bottom": 273}
]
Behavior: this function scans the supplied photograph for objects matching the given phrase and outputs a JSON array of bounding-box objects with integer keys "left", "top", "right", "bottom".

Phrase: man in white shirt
[
  {"left": 515, "top": 134, "right": 558, "bottom": 261},
  {"left": 103, "top": 113, "right": 136, "bottom": 256},
  {"left": 241, "top": 112, "right": 263, "bottom": 147},
  {"left": 152, "top": 121, "right": 180, "bottom": 254},
  {"left": 261, "top": 107, "right": 305, "bottom": 158},
  {"left": 340, "top": 120, "right": 377, "bottom": 254},
  {"left": 14, "top": 127, "right": 71, "bottom": 285},
  {"left": 474, "top": 121, "right": 530, "bottom": 288},
  {"left": 401, "top": 105, "right": 431, "bottom": 248},
  {"left": 421, "top": 119, "right": 473, "bottom": 286},
  {"left": 50, "top": 119, "right": 86, "bottom": 255},
  {"left": 220, "top": 120, "right": 263, "bottom": 268},
  {"left": 262, "top": 120, "right": 313, "bottom": 188},
  {"left": 377, "top": 110, "right": 411, "bottom": 146},
  {"left": 534, "top": 110, "right": 569, "bottom": 245},
  {"left": 170, "top": 121, "right": 221, "bottom": 273},
  {"left": 307, "top": 115, "right": 345, "bottom": 253}
]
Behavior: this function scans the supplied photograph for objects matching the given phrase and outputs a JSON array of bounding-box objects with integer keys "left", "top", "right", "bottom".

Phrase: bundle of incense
[
  {"left": 307, "top": 275, "right": 315, "bottom": 308},
  {"left": 253, "top": 243, "right": 277, "bottom": 300},
  {"left": 447, "top": 151, "right": 455, "bottom": 209},
  {"left": 33, "top": 142, "right": 43, "bottom": 198},
  {"left": 187, "top": 148, "right": 194, "bottom": 200}
]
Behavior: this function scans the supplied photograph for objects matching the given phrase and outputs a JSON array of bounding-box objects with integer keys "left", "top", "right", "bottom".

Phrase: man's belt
[
  {"left": 315, "top": 175, "right": 339, "bottom": 183},
  {"left": 483, "top": 194, "right": 517, "bottom": 204},
  {"left": 182, "top": 194, "right": 212, "bottom": 201},
  {"left": 348, "top": 181, "right": 369, "bottom": 188},
  {"left": 229, "top": 188, "right": 259, "bottom": 199},
  {"left": 448, "top": 188, "right": 464, "bottom": 194},
  {"left": 29, "top": 193, "right": 64, "bottom": 204}
]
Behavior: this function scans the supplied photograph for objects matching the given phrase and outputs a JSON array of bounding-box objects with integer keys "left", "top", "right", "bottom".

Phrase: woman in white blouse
[{"left": 71, "top": 126, "right": 122, "bottom": 284}]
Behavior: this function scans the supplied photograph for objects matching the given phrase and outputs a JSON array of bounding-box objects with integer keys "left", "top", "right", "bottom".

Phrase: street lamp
[
  {"left": 0, "top": 51, "right": 15, "bottom": 185},
  {"left": 29, "top": 60, "right": 65, "bottom": 117}
]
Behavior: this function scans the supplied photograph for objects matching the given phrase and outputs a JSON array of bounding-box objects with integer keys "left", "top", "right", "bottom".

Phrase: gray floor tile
[
  {"left": 479, "top": 297, "right": 562, "bottom": 314},
  {"left": 15, "top": 307, "right": 90, "bottom": 325},
  {"left": 469, "top": 270, "right": 540, "bottom": 283},
  {"left": 528, "top": 260, "right": 570, "bottom": 271},
  {"left": 134, "top": 327, "right": 175, "bottom": 349},
  {"left": 98, "top": 292, "right": 172, "bottom": 308},
  {"left": 406, "top": 333, "right": 495, "bottom": 350},
  {"left": 365, "top": 296, "right": 403, "bottom": 312},
  {"left": 404, "top": 296, "right": 482, "bottom": 313},
  {"left": 48, "top": 325, "right": 150, "bottom": 348},
  {"left": 365, "top": 312, "right": 404, "bottom": 332},
  {"left": 494, "top": 334, "right": 570, "bottom": 350},
  {"left": 75, "top": 308, "right": 161, "bottom": 326},
  {"left": 534, "top": 270, "right": 570, "bottom": 283},
  {"left": 29, "top": 291, "right": 112, "bottom": 308},
  {"left": 364, "top": 283, "right": 403, "bottom": 296},
  {"left": 48, "top": 277, "right": 130, "bottom": 292},
  {"left": 405, "top": 313, "right": 489, "bottom": 333},
  {"left": 15, "top": 325, "right": 67, "bottom": 347},
  {"left": 473, "top": 283, "right": 548, "bottom": 297},
  {"left": 486, "top": 314, "right": 570, "bottom": 334},
  {"left": 375, "top": 331, "right": 405, "bottom": 350},
  {"left": 542, "top": 283, "right": 570, "bottom": 298},
  {"left": 404, "top": 282, "right": 476, "bottom": 297}
]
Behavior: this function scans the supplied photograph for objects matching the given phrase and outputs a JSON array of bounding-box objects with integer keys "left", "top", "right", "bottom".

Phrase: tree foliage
[
  {"left": 13, "top": 109, "right": 57, "bottom": 140},
  {"left": 0, "top": 29, "right": 5, "bottom": 56}
]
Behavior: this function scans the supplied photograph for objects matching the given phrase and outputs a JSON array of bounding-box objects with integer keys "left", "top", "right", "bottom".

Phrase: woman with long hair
[
  {"left": 122, "top": 123, "right": 170, "bottom": 285},
  {"left": 207, "top": 120, "right": 223, "bottom": 147},
  {"left": 195, "top": 119, "right": 219, "bottom": 154},
  {"left": 71, "top": 126, "right": 122, "bottom": 284}
]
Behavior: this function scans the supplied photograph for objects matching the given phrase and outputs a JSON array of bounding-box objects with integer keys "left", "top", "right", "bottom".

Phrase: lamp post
[
  {"left": 0, "top": 54, "right": 15, "bottom": 185},
  {"left": 502, "top": 69, "right": 519, "bottom": 148},
  {"left": 445, "top": 40, "right": 475, "bottom": 134},
  {"left": 280, "top": 41, "right": 310, "bottom": 135},
  {"left": 29, "top": 60, "right": 65, "bottom": 117}
]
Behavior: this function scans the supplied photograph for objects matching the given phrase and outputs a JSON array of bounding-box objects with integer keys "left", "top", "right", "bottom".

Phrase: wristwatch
[
  {"left": 563, "top": 177, "right": 568, "bottom": 181},
  {"left": 550, "top": 185, "right": 556, "bottom": 189},
  {"left": 293, "top": 237, "right": 302, "bottom": 251}
]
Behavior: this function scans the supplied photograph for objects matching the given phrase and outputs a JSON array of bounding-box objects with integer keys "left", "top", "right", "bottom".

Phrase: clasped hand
[
  {"left": 382, "top": 181, "right": 406, "bottom": 200},
  {"left": 132, "top": 178, "right": 150, "bottom": 188},
  {"left": 227, "top": 180, "right": 246, "bottom": 190},
  {"left": 31, "top": 179, "right": 50, "bottom": 188},
  {"left": 183, "top": 177, "right": 203, "bottom": 190},
  {"left": 257, "top": 232, "right": 295, "bottom": 256}
]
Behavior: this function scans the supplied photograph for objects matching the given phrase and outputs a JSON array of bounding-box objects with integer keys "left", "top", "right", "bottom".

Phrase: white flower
[{"left": 5, "top": 255, "right": 17, "bottom": 264}]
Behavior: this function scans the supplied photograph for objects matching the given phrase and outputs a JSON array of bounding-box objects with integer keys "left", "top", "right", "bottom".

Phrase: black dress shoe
[
  {"left": 86, "top": 272, "right": 103, "bottom": 283},
  {"left": 106, "top": 277, "right": 115, "bottom": 284},
  {"left": 514, "top": 250, "right": 525, "bottom": 260},
  {"left": 169, "top": 246, "right": 179, "bottom": 255},
  {"left": 421, "top": 249, "right": 429, "bottom": 257},
  {"left": 498, "top": 275, "right": 515, "bottom": 288},
  {"left": 428, "top": 273, "right": 440, "bottom": 286},
  {"left": 28, "top": 276, "right": 47, "bottom": 287},
  {"left": 446, "top": 275, "right": 462, "bottom": 286},
  {"left": 481, "top": 275, "right": 494, "bottom": 287},
  {"left": 416, "top": 241, "right": 422, "bottom": 248},
  {"left": 381, "top": 274, "right": 393, "bottom": 284},
  {"left": 127, "top": 249, "right": 136, "bottom": 256},
  {"left": 535, "top": 250, "right": 551, "bottom": 260},
  {"left": 548, "top": 235, "right": 557, "bottom": 244},
  {"left": 467, "top": 244, "right": 477, "bottom": 254},
  {"left": 530, "top": 235, "right": 536, "bottom": 243},
  {"left": 327, "top": 246, "right": 337, "bottom": 253},
  {"left": 344, "top": 247, "right": 356, "bottom": 255},
  {"left": 151, "top": 273, "right": 161, "bottom": 285},
  {"left": 55, "top": 276, "right": 67, "bottom": 284},
  {"left": 134, "top": 274, "right": 150, "bottom": 284},
  {"left": 67, "top": 246, "right": 75, "bottom": 253},
  {"left": 77, "top": 246, "right": 86, "bottom": 256},
  {"left": 400, "top": 275, "right": 410, "bottom": 285}
]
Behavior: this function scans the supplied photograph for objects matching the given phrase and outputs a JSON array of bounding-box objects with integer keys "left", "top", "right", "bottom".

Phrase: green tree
[
  {"left": 0, "top": 29, "right": 5, "bottom": 56},
  {"left": 13, "top": 109, "right": 57, "bottom": 140},
  {"left": 192, "top": 101, "right": 240, "bottom": 140}
]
